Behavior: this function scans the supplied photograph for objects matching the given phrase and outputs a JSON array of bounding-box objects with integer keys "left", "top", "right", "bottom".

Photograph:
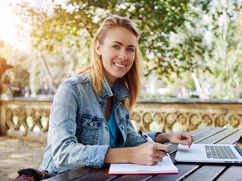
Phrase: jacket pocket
[{"left": 76, "top": 116, "right": 101, "bottom": 145}]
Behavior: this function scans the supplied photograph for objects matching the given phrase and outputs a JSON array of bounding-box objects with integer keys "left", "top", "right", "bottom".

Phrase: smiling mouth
[{"left": 114, "top": 63, "right": 126, "bottom": 68}]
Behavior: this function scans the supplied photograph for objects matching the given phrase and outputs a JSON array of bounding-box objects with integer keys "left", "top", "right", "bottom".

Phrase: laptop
[{"left": 175, "top": 135, "right": 242, "bottom": 164}]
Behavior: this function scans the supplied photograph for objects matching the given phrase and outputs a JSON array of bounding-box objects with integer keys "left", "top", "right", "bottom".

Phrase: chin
[{"left": 116, "top": 74, "right": 126, "bottom": 79}]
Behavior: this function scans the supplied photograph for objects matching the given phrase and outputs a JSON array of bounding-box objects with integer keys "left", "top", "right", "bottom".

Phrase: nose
[{"left": 118, "top": 49, "right": 128, "bottom": 60}]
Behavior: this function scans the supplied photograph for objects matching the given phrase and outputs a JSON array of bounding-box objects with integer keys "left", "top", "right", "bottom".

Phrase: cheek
[
  {"left": 101, "top": 54, "right": 111, "bottom": 65},
  {"left": 101, "top": 50, "right": 114, "bottom": 62},
  {"left": 128, "top": 54, "right": 135, "bottom": 64}
]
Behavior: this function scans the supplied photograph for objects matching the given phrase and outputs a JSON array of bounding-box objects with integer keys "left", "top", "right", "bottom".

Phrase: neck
[{"left": 104, "top": 73, "right": 116, "bottom": 88}]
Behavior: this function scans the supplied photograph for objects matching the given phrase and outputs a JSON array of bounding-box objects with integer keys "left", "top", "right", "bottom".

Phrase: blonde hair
[{"left": 80, "top": 15, "right": 143, "bottom": 110}]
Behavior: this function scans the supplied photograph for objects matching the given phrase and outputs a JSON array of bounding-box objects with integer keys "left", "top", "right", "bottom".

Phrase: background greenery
[{"left": 1, "top": 0, "right": 241, "bottom": 98}]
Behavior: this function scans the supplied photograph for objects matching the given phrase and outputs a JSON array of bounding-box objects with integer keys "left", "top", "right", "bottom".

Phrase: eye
[
  {"left": 112, "top": 45, "right": 119, "bottom": 49},
  {"left": 127, "top": 48, "right": 135, "bottom": 52}
]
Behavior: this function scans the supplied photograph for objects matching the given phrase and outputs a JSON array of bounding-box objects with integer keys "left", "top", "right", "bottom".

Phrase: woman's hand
[
  {"left": 169, "top": 131, "right": 193, "bottom": 147},
  {"left": 130, "top": 142, "right": 170, "bottom": 165},
  {"left": 105, "top": 131, "right": 191, "bottom": 166},
  {"left": 105, "top": 142, "right": 170, "bottom": 165},
  {"left": 156, "top": 131, "right": 193, "bottom": 148}
]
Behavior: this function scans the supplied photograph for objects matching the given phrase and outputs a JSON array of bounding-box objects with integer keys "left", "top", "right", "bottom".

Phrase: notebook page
[{"left": 109, "top": 156, "right": 178, "bottom": 174}]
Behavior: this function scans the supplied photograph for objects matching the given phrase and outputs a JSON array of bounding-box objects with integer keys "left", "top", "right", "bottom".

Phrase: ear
[{"left": 95, "top": 41, "right": 102, "bottom": 57}]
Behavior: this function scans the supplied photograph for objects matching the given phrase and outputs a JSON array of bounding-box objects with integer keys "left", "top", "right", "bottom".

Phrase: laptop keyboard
[{"left": 205, "top": 145, "right": 237, "bottom": 159}]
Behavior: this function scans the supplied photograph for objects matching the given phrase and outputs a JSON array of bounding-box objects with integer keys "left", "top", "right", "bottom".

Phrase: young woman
[{"left": 39, "top": 15, "right": 193, "bottom": 176}]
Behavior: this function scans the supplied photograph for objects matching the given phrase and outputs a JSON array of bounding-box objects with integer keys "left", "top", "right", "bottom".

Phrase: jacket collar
[{"left": 87, "top": 72, "right": 130, "bottom": 101}]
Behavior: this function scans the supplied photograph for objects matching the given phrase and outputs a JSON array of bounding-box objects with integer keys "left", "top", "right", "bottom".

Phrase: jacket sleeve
[
  {"left": 124, "top": 118, "right": 162, "bottom": 147},
  {"left": 49, "top": 81, "right": 109, "bottom": 169}
]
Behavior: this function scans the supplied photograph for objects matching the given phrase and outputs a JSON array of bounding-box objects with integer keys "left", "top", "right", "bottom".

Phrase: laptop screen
[{"left": 236, "top": 135, "right": 242, "bottom": 149}]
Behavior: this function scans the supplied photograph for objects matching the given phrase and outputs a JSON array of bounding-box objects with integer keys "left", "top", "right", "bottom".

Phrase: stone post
[
  {"left": 0, "top": 58, "right": 13, "bottom": 135},
  {"left": 0, "top": 58, "right": 13, "bottom": 98}
]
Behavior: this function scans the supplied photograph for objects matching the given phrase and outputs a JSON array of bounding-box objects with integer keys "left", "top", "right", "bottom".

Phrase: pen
[{"left": 139, "top": 130, "right": 169, "bottom": 157}]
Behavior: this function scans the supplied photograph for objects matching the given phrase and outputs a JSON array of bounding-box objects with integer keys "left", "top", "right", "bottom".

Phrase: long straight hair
[{"left": 80, "top": 15, "right": 143, "bottom": 110}]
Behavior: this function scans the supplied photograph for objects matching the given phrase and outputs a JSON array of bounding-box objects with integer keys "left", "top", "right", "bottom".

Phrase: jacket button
[
  {"left": 90, "top": 122, "right": 94, "bottom": 127},
  {"left": 121, "top": 125, "right": 124, "bottom": 130},
  {"left": 105, "top": 126, "right": 108, "bottom": 130}
]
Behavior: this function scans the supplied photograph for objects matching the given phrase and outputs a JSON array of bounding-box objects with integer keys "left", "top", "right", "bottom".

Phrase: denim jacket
[{"left": 39, "top": 72, "right": 161, "bottom": 175}]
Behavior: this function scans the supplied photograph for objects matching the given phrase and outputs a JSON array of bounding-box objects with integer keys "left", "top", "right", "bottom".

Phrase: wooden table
[{"left": 45, "top": 127, "right": 242, "bottom": 181}]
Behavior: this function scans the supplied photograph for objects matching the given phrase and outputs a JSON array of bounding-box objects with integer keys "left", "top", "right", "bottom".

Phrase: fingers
[
  {"left": 154, "top": 143, "right": 170, "bottom": 152},
  {"left": 154, "top": 143, "right": 170, "bottom": 157},
  {"left": 187, "top": 133, "right": 193, "bottom": 147},
  {"left": 150, "top": 150, "right": 165, "bottom": 164},
  {"left": 135, "top": 143, "right": 170, "bottom": 165},
  {"left": 178, "top": 131, "right": 193, "bottom": 147},
  {"left": 146, "top": 143, "right": 169, "bottom": 164},
  {"left": 182, "top": 132, "right": 193, "bottom": 147},
  {"left": 154, "top": 155, "right": 163, "bottom": 162},
  {"left": 156, "top": 150, "right": 166, "bottom": 158}
]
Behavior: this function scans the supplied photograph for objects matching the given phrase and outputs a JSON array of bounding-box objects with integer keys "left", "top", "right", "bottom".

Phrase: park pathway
[{"left": 0, "top": 136, "right": 46, "bottom": 181}]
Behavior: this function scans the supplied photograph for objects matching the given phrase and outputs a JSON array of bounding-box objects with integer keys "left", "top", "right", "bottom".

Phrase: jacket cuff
[
  {"left": 147, "top": 132, "right": 163, "bottom": 142},
  {"left": 86, "top": 145, "right": 110, "bottom": 168}
]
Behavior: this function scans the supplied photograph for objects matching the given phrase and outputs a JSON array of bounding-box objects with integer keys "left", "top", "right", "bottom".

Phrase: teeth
[{"left": 114, "top": 63, "right": 126, "bottom": 68}]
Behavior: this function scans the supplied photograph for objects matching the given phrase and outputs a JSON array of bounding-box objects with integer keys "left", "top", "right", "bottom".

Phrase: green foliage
[
  {"left": 191, "top": 0, "right": 242, "bottom": 98},
  {"left": 10, "top": 0, "right": 242, "bottom": 98},
  {"left": 0, "top": 45, "right": 30, "bottom": 90},
  {"left": 15, "top": 0, "right": 195, "bottom": 77},
  {"left": 144, "top": 0, "right": 241, "bottom": 99}
]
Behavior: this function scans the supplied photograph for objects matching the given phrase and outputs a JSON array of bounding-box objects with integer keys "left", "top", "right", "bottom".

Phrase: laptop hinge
[{"left": 234, "top": 145, "right": 242, "bottom": 156}]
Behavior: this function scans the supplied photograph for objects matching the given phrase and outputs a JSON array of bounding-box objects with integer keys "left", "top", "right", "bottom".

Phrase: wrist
[
  {"left": 104, "top": 147, "right": 134, "bottom": 164},
  {"left": 128, "top": 147, "right": 135, "bottom": 163},
  {"left": 156, "top": 133, "right": 174, "bottom": 143}
]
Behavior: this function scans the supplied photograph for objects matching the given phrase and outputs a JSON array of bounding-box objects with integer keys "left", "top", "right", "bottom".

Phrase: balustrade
[
  {"left": 0, "top": 98, "right": 241, "bottom": 142},
  {"left": 130, "top": 99, "right": 242, "bottom": 133},
  {"left": 0, "top": 98, "right": 52, "bottom": 142}
]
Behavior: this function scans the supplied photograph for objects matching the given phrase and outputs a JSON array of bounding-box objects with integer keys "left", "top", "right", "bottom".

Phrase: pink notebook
[{"left": 108, "top": 156, "right": 178, "bottom": 175}]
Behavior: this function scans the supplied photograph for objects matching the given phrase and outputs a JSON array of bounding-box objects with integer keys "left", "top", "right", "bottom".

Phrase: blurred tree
[
  {"left": 0, "top": 44, "right": 31, "bottom": 95},
  {"left": 14, "top": 0, "right": 195, "bottom": 77},
  {"left": 141, "top": 0, "right": 241, "bottom": 99},
  {"left": 12, "top": 0, "right": 241, "bottom": 98},
  {"left": 205, "top": 0, "right": 242, "bottom": 98},
  {"left": 169, "top": 0, "right": 242, "bottom": 98},
  {"left": 0, "top": 44, "right": 70, "bottom": 96}
]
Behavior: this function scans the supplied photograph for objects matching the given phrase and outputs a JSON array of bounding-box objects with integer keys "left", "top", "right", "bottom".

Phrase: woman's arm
[
  {"left": 105, "top": 131, "right": 192, "bottom": 165},
  {"left": 49, "top": 81, "right": 109, "bottom": 168},
  {"left": 104, "top": 142, "right": 170, "bottom": 165},
  {"left": 155, "top": 131, "right": 193, "bottom": 147}
]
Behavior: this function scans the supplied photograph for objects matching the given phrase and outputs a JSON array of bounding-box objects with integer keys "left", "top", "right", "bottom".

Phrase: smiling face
[{"left": 96, "top": 27, "right": 137, "bottom": 87}]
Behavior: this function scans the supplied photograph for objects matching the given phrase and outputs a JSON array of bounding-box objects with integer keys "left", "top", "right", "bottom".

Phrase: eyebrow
[{"left": 113, "top": 41, "right": 136, "bottom": 48}]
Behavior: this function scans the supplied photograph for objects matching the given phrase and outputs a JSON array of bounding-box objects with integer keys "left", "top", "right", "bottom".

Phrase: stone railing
[
  {"left": 0, "top": 97, "right": 241, "bottom": 142},
  {"left": 130, "top": 98, "right": 242, "bottom": 133},
  {"left": 0, "top": 97, "right": 52, "bottom": 142}
]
